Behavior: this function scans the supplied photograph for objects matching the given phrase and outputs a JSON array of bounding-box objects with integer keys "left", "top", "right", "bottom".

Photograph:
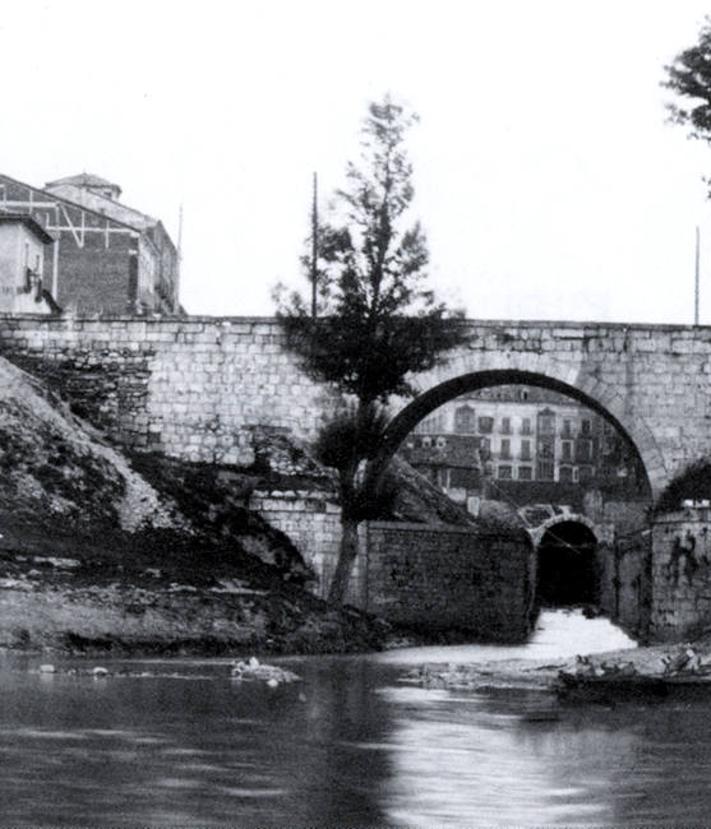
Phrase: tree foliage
[
  {"left": 276, "top": 96, "right": 466, "bottom": 406},
  {"left": 655, "top": 458, "right": 711, "bottom": 514},
  {"left": 274, "top": 96, "right": 467, "bottom": 603},
  {"left": 664, "top": 18, "right": 711, "bottom": 145}
]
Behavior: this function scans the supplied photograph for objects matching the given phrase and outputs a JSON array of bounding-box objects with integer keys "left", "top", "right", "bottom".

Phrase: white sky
[{"left": 3, "top": 1, "right": 711, "bottom": 324}]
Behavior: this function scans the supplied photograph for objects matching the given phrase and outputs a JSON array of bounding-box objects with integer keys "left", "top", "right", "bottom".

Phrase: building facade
[
  {"left": 0, "top": 172, "right": 180, "bottom": 315},
  {"left": 0, "top": 216, "right": 57, "bottom": 314},
  {"left": 401, "top": 385, "right": 647, "bottom": 504}
]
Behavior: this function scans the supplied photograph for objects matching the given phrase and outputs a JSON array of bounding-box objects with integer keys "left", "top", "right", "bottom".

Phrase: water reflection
[
  {"left": 379, "top": 685, "right": 633, "bottom": 826},
  {"left": 0, "top": 611, "right": 709, "bottom": 827}
]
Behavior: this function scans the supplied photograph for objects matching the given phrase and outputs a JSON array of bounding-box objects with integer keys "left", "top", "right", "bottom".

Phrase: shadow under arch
[
  {"left": 367, "top": 367, "right": 659, "bottom": 497},
  {"left": 535, "top": 519, "right": 600, "bottom": 607}
]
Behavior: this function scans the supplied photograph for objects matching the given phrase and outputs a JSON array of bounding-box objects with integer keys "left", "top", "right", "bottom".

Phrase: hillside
[{"left": 0, "top": 357, "right": 385, "bottom": 655}]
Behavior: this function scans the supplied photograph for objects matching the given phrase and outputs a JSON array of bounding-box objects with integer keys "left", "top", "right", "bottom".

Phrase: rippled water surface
[{"left": 0, "top": 611, "right": 709, "bottom": 827}]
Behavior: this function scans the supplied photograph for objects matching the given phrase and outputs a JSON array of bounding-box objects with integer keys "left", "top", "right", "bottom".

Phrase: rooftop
[{"left": 45, "top": 173, "right": 122, "bottom": 198}]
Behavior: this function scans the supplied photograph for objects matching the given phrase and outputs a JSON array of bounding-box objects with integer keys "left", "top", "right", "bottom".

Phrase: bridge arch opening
[
  {"left": 536, "top": 520, "right": 598, "bottom": 608},
  {"left": 370, "top": 368, "right": 655, "bottom": 502}
]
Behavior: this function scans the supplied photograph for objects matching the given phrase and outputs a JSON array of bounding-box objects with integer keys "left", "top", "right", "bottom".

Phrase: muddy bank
[{"left": 0, "top": 548, "right": 388, "bottom": 656}]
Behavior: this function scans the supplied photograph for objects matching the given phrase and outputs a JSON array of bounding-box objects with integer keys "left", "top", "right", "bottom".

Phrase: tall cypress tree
[{"left": 276, "top": 96, "right": 467, "bottom": 604}]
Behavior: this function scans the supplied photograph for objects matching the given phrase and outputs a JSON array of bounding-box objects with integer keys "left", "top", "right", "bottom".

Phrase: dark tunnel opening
[{"left": 536, "top": 521, "right": 598, "bottom": 607}]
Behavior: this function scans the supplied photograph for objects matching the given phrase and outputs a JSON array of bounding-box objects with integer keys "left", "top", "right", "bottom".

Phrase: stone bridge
[
  {"left": 1, "top": 313, "right": 711, "bottom": 642},
  {"left": 0, "top": 314, "right": 708, "bottom": 497}
]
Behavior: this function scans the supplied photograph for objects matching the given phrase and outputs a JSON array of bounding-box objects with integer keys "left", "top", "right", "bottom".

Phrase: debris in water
[{"left": 230, "top": 657, "right": 301, "bottom": 685}]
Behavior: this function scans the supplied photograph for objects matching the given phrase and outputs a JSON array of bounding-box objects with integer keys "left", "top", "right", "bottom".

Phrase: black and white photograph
[{"left": 2, "top": 1, "right": 711, "bottom": 826}]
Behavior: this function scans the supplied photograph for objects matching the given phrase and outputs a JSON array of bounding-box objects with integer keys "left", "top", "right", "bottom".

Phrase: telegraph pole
[
  {"left": 311, "top": 172, "right": 318, "bottom": 320},
  {"left": 695, "top": 226, "right": 701, "bottom": 326}
]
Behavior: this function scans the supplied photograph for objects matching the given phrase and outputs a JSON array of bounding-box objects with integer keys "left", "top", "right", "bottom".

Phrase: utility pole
[
  {"left": 695, "top": 225, "right": 701, "bottom": 326},
  {"left": 311, "top": 172, "right": 318, "bottom": 320}
]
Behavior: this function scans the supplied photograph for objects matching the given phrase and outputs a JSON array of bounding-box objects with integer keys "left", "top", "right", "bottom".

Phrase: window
[
  {"left": 498, "top": 465, "right": 512, "bottom": 480},
  {"left": 562, "top": 419, "right": 572, "bottom": 437},
  {"left": 561, "top": 440, "right": 573, "bottom": 461},
  {"left": 576, "top": 439, "right": 593, "bottom": 461},
  {"left": 519, "top": 388, "right": 529, "bottom": 401},
  {"left": 559, "top": 465, "right": 574, "bottom": 483},
  {"left": 435, "top": 436, "right": 447, "bottom": 449},
  {"left": 538, "top": 411, "right": 555, "bottom": 434},
  {"left": 500, "top": 438, "right": 511, "bottom": 459},
  {"left": 539, "top": 440, "right": 554, "bottom": 458},
  {"left": 478, "top": 416, "right": 494, "bottom": 434},
  {"left": 501, "top": 417, "right": 511, "bottom": 434},
  {"left": 479, "top": 437, "right": 491, "bottom": 457},
  {"left": 421, "top": 436, "right": 432, "bottom": 448},
  {"left": 537, "top": 460, "right": 555, "bottom": 481},
  {"left": 454, "top": 405, "right": 476, "bottom": 434},
  {"left": 435, "top": 468, "right": 451, "bottom": 489},
  {"left": 520, "top": 439, "right": 531, "bottom": 460},
  {"left": 581, "top": 418, "right": 592, "bottom": 436},
  {"left": 579, "top": 465, "right": 594, "bottom": 482},
  {"left": 518, "top": 465, "right": 533, "bottom": 480},
  {"left": 521, "top": 417, "right": 532, "bottom": 435}
]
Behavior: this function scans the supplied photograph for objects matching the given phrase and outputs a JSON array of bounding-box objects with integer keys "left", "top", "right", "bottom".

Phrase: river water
[{"left": 1, "top": 610, "right": 710, "bottom": 827}]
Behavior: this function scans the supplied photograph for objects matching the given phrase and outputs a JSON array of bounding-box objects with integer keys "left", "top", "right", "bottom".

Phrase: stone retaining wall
[
  {"left": 357, "top": 522, "right": 536, "bottom": 641},
  {"left": 248, "top": 489, "right": 535, "bottom": 640},
  {"left": 650, "top": 511, "right": 711, "bottom": 641},
  {"left": 597, "top": 530, "right": 652, "bottom": 641},
  {"left": 249, "top": 490, "right": 342, "bottom": 598}
]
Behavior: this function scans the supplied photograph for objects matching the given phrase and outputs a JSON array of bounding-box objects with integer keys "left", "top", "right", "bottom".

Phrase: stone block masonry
[
  {"left": 0, "top": 316, "right": 341, "bottom": 466},
  {"left": 250, "top": 489, "right": 342, "bottom": 598},
  {"left": 5, "top": 313, "right": 711, "bottom": 641},
  {"left": 597, "top": 530, "right": 652, "bottom": 641},
  {"left": 1, "top": 315, "right": 711, "bottom": 498},
  {"left": 248, "top": 490, "right": 535, "bottom": 640},
  {"left": 650, "top": 511, "right": 711, "bottom": 641},
  {"left": 357, "top": 522, "right": 536, "bottom": 641}
]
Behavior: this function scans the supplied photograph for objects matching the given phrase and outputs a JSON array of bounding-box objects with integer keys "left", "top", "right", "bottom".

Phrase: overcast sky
[{"left": 3, "top": 1, "right": 711, "bottom": 324}]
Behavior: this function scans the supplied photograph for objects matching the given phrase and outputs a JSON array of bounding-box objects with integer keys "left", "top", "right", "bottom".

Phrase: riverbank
[
  {"left": 0, "top": 545, "right": 389, "bottom": 656},
  {"left": 0, "top": 356, "right": 393, "bottom": 656},
  {"left": 401, "top": 608, "right": 711, "bottom": 693}
]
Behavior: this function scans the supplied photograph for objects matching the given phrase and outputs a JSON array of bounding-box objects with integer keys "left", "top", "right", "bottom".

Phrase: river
[{"left": 0, "top": 609, "right": 709, "bottom": 827}]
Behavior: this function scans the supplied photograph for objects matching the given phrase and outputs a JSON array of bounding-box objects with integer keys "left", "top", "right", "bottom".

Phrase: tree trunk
[{"left": 328, "top": 516, "right": 361, "bottom": 605}]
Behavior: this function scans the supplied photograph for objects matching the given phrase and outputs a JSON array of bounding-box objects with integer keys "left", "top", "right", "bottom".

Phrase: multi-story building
[
  {"left": 0, "top": 215, "right": 58, "bottom": 314},
  {"left": 0, "top": 172, "right": 181, "bottom": 315},
  {"left": 401, "top": 385, "right": 647, "bottom": 503}
]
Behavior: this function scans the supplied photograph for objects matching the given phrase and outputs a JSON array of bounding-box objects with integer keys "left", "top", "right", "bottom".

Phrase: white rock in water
[
  {"left": 39, "top": 664, "right": 55, "bottom": 674},
  {"left": 92, "top": 667, "right": 109, "bottom": 677},
  {"left": 267, "top": 678, "right": 279, "bottom": 689},
  {"left": 248, "top": 656, "right": 260, "bottom": 669}
]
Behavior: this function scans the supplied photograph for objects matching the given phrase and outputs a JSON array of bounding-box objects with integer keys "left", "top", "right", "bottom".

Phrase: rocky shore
[{"left": 402, "top": 636, "right": 711, "bottom": 693}]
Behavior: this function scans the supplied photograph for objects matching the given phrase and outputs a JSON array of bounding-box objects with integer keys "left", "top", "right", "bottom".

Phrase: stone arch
[
  {"left": 527, "top": 513, "right": 599, "bottom": 547},
  {"left": 370, "top": 352, "right": 666, "bottom": 497}
]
